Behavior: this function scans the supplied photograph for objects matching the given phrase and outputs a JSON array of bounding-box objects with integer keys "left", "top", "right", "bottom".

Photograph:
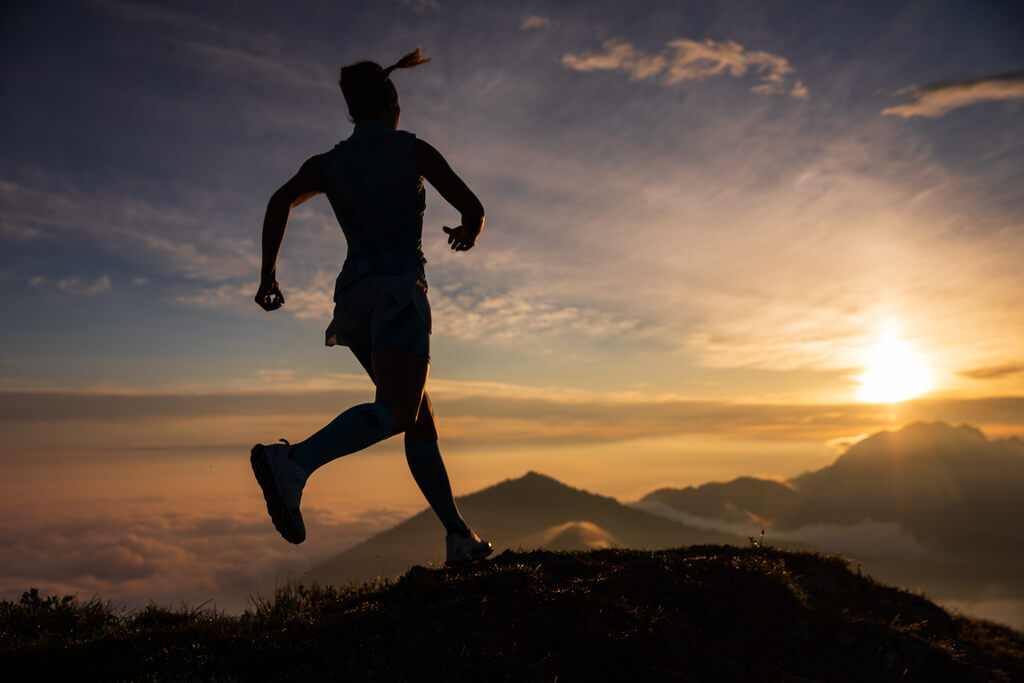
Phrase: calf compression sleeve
[
  {"left": 405, "top": 440, "right": 470, "bottom": 536},
  {"left": 290, "top": 403, "right": 393, "bottom": 474}
]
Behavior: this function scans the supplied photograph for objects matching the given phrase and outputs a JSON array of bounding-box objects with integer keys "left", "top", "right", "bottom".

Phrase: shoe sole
[
  {"left": 250, "top": 444, "right": 305, "bottom": 544},
  {"left": 445, "top": 544, "right": 494, "bottom": 567}
]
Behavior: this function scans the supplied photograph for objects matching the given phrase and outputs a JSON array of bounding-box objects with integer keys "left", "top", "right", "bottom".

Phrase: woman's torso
[{"left": 321, "top": 120, "right": 427, "bottom": 291}]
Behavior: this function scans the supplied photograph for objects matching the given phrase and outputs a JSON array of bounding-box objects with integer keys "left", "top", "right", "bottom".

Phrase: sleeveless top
[{"left": 320, "top": 120, "right": 427, "bottom": 292}]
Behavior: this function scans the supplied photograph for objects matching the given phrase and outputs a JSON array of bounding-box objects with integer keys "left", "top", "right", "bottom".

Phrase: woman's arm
[
  {"left": 255, "top": 155, "right": 326, "bottom": 311},
  {"left": 412, "top": 139, "right": 485, "bottom": 252}
]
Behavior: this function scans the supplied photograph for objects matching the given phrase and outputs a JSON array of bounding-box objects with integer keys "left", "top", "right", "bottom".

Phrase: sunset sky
[{"left": 1, "top": 0, "right": 1022, "bottom": 611}]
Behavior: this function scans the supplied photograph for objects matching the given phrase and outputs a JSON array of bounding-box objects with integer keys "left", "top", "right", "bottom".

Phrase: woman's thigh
[
  {"left": 351, "top": 346, "right": 435, "bottom": 440},
  {"left": 371, "top": 348, "right": 428, "bottom": 433},
  {"left": 351, "top": 346, "right": 376, "bottom": 383}
]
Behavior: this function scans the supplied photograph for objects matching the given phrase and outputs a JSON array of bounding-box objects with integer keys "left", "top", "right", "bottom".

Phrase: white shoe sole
[
  {"left": 446, "top": 543, "right": 493, "bottom": 567},
  {"left": 250, "top": 444, "right": 305, "bottom": 544}
]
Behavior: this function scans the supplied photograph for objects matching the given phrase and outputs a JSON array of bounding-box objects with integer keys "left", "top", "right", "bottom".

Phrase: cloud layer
[{"left": 0, "top": 504, "right": 408, "bottom": 613}]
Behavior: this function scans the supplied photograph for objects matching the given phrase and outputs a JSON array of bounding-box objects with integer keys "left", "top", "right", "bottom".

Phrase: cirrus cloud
[
  {"left": 521, "top": 15, "right": 556, "bottom": 31},
  {"left": 562, "top": 37, "right": 805, "bottom": 97},
  {"left": 882, "top": 71, "right": 1024, "bottom": 118}
]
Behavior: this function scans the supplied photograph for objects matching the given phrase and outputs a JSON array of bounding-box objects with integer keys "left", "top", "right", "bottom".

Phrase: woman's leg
[
  {"left": 404, "top": 392, "right": 471, "bottom": 536},
  {"left": 288, "top": 347, "right": 426, "bottom": 475},
  {"left": 371, "top": 348, "right": 470, "bottom": 536},
  {"left": 370, "top": 348, "right": 428, "bottom": 434},
  {"left": 349, "top": 346, "right": 470, "bottom": 535}
]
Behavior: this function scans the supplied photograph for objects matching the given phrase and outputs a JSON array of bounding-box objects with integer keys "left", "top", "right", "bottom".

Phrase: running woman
[{"left": 250, "top": 47, "right": 492, "bottom": 566}]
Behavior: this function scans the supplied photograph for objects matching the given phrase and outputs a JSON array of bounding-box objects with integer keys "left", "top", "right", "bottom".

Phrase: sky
[{"left": 1, "top": 0, "right": 1023, "bottom": 611}]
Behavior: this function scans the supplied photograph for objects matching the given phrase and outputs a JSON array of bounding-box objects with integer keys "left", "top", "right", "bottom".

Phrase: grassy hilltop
[{"left": 3, "top": 545, "right": 1022, "bottom": 682}]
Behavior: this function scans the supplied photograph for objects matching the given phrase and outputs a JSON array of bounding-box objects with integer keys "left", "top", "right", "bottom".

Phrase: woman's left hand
[
  {"left": 443, "top": 225, "right": 480, "bottom": 251},
  {"left": 255, "top": 278, "right": 286, "bottom": 311}
]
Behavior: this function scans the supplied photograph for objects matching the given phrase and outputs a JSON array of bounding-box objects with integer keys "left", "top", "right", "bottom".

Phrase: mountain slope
[
  {"left": 792, "top": 422, "right": 1024, "bottom": 527},
  {"left": 641, "top": 422, "right": 1024, "bottom": 539},
  {"left": 643, "top": 475, "right": 804, "bottom": 524},
  {"left": 7, "top": 547, "right": 1023, "bottom": 682},
  {"left": 307, "top": 471, "right": 747, "bottom": 585},
  {"left": 637, "top": 421, "right": 1024, "bottom": 601}
]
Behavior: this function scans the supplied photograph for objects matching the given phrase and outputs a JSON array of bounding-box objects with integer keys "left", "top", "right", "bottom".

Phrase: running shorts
[{"left": 325, "top": 271, "right": 431, "bottom": 361}]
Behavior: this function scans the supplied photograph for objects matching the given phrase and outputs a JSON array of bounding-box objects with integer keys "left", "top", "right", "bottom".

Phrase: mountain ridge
[
  {"left": 638, "top": 421, "right": 1024, "bottom": 603},
  {"left": 643, "top": 421, "right": 1024, "bottom": 529},
  {"left": 7, "top": 546, "right": 1023, "bottom": 681},
  {"left": 307, "top": 470, "right": 751, "bottom": 586}
]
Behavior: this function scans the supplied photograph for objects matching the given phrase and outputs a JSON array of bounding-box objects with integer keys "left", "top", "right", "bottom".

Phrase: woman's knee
[
  {"left": 405, "top": 394, "right": 437, "bottom": 444},
  {"left": 385, "top": 401, "right": 421, "bottom": 435}
]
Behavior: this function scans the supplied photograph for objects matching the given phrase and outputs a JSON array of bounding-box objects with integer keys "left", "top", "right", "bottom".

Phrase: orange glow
[{"left": 857, "top": 327, "right": 934, "bottom": 403}]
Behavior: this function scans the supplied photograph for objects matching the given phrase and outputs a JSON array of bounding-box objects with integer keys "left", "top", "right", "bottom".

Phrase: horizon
[{"left": 2, "top": 0, "right": 1023, "bottom": 631}]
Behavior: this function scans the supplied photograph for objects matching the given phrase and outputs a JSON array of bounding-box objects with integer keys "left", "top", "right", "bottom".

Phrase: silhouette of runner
[{"left": 250, "top": 47, "right": 492, "bottom": 566}]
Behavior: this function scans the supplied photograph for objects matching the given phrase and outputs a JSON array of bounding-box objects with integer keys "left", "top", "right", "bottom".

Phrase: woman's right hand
[
  {"left": 255, "top": 278, "right": 286, "bottom": 311},
  {"left": 443, "top": 225, "right": 480, "bottom": 251}
]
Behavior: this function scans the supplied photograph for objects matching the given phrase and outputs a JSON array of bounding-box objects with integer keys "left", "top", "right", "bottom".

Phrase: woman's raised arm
[{"left": 413, "top": 139, "right": 485, "bottom": 251}]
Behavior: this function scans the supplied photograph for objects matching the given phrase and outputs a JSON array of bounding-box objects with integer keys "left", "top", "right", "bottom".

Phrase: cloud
[
  {"left": 882, "top": 71, "right": 1024, "bottom": 118},
  {"left": 276, "top": 270, "right": 336, "bottom": 321},
  {"left": 0, "top": 180, "right": 258, "bottom": 281},
  {"left": 0, "top": 220, "right": 42, "bottom": 241},
  {"left": 432, "top": 287, "right": 646, "bottom": 343},
  {"left": 521, "top": 15, "right": 557, "bottom": 31},
  {"left": 180, "top": 42, "right": 331, "bottom": 90},
  {"left": 176, "top": 269, "right": 334, "bottom": 321},
  {"left": 0, "top": 506, "right": 409, "bottom": 613},
  {"left": 561, "top": 39, "right": 668, "bottom": 81},
  {"left": 399, "top": 0, "right": 440, "bottom": 14},
  {"left": 22, "top": 273, "right": 114, "bottom": 296},
  {"left": 562, "top": 37, "right": 804, "bottom": 97},
  {"left": 959, "top": 364, "right": 1024, "bottom": 380},
  {"left": 3, "top": 384, "right": 1022, "bottom": 447},
  {"left": 825, "top": 432, "right": 869, "bottom": 449},
  {"left": 90, "top": 0, "right": 331, "bottom": 90},
  {"left": 635, "top": 501, "right": 931, "bottom": 559},
  {"left": 56, "top": 275, "right": 112, "bottom": 296},
  {"left": 174, "top": 282, "right": 252, "bottom": 309},
  {"left": 87, "top": 0, "right": 225, "bottom": 35}
]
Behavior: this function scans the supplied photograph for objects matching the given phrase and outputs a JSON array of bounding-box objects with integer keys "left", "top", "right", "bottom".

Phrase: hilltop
[
  {"left": 3, "top": 545, "right": 1022, "bottom": 681},
  {"left": 308, "top": 471, "right": 749, "bottom": 586}
]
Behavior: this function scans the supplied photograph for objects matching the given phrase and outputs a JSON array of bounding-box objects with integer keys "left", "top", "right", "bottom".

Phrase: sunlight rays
[{"left": 857, "top": 325, "right": 934, "bottom": 403}]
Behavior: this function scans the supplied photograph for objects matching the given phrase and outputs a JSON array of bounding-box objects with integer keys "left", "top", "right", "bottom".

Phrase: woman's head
[{"left": 340, "top": 47, "right": 431, "bottom": 127}]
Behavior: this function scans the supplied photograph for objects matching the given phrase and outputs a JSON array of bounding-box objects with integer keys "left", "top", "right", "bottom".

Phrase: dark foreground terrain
[{"left": 2, "top": 545, "right": 1022, "bottom": 682}]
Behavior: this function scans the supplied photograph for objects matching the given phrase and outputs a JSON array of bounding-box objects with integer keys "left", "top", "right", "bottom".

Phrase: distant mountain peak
[
  {"left": 486, "top": 471, "right": 576, "bottom": 493},
  {"left": 521, "top": 470, "right": 559, "bottom": 482},
  {"left": 839, "top": 420, "right": 989, "bottom": 463}
]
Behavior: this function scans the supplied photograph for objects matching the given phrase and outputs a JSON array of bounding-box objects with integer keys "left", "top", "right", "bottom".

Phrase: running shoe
[
  {"left": 445, "top": 529, "right": 493, "bottom": 566},
  {"left": 250, "top": 439, "right": 308, "bottom": 544}
]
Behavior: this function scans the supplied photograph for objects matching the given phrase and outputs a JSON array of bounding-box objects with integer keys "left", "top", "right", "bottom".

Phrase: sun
[{"left": 857, "top": 332, "right": 933, "bottom": 403}]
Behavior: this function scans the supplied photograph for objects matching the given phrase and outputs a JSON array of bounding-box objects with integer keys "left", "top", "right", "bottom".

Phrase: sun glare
[{"left": 857, "top": 330, "right": 933, "bottom": 403}]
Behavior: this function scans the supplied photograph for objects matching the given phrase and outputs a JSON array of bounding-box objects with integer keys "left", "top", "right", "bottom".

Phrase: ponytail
[{"left": 382, "top": 46, "right": 431, "bottom": 80}]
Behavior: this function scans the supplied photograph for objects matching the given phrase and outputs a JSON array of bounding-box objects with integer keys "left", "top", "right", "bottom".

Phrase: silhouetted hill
[
  {"left": 307, "top": 471, "right": 747, "bottom": 586},
  {"left": 638, "top": 421, "right": 1024, "bottom": 601},
  {"left": 5, "top": 547, "right": 1022, "bottom": 681},
  {"left": 792, "top": 422, "right": 1024, "bottom": 529},
  {"left": 644, "top": 422, "right": 1024, "bottom": 535},
  {"left": 644, "top": 475, "right": 804, "bottom": 524}
]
